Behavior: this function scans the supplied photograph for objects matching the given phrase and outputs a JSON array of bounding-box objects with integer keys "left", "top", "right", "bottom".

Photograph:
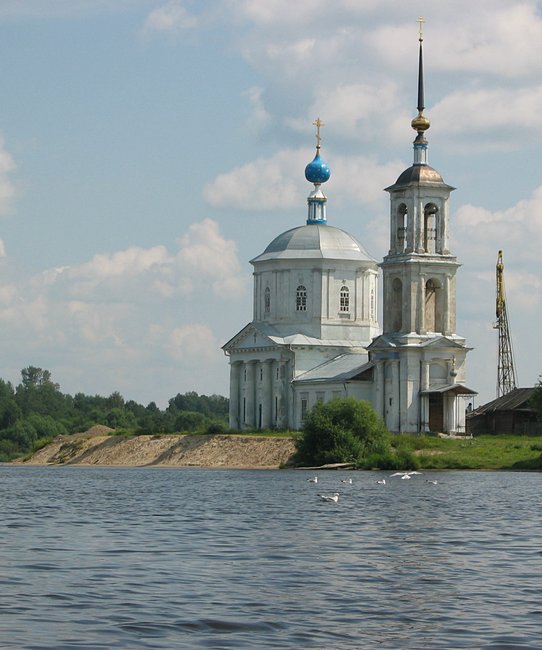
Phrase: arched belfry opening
[
  {"left": 424, "top": 277, "right": 443, "bottom": 332},
  {"left": 423, "top": 202, "right": 438, "bottom": 253},
  {"left": 396, "top": 203, "right": 408, "bottom": 253},
  {"left": 392, "top": 277, "right": 403, "bottom": 331}
]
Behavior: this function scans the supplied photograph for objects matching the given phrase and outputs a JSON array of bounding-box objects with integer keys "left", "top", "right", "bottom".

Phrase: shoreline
[{"left": 15, "top": 432, "right": 297, "bottom": 469}]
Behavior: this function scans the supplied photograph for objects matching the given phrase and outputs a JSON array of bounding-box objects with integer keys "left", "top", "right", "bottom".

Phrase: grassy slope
[
  {"left": 392, "top": 434, "right": 542, "bottom": 470},
  {"left": 240, "top": 432, "right": 542, "bottom": 470}
]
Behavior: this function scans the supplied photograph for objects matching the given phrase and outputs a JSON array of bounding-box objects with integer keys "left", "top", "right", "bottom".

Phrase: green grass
[
  {"left": 391, "top": 434, "right": 542, "bottom": 470},
  {"left": 233, "top": 432, "right": 542, "bottom": 469}
]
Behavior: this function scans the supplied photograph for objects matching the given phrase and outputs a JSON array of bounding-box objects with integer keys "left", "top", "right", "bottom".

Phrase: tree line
[{"left": 0, "top": 366, "right": 229, "bottom": 461}]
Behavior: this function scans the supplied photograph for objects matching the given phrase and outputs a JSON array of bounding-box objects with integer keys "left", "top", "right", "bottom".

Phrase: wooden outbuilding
[{"left": 466, "top": 388, "right": 540, "bottom": 436}]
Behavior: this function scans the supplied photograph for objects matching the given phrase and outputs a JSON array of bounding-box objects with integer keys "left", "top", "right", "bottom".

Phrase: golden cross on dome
[
  {"left": 417, "top": 16, "right": 425, "bottom": 42},
  {"left": 313, "top": 117, "right": 324, "bottom": 148}
]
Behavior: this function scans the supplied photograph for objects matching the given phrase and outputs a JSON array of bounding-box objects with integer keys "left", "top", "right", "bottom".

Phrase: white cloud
[
  {"left": 243, "top": 86, "right": 272, "bottom": 133},
  {"left": 0, "top": 136, "right": 16, "bottom": 216},
  {"left": 142, "top": 1, "right": 198, "bottom": 34},
  {"left": 0, "top": 219, "right": 246, "bottom": 402},
  {"left": 203, "top": 149, "right": 306, "bottom": 210},
  {"left": 454, "top": 186, "right": 542, "bottom": 265},
  {"left": 432, "top": 86, "right": 542, "bottom": 142},
  {"left": 166, "top": 323, "right": 221, "bottom": 361},
  {"left": 287, "top": 82, "right": 404, "bottom": 144},
  {"left": 204, "top": 147, "right": 405, "bottom": 211},
  {"left": 39, "top": 219, "right": 245, "bottom": 302},
  {"left": 174, "top": 218, "right": 245, "bottom": 297}
]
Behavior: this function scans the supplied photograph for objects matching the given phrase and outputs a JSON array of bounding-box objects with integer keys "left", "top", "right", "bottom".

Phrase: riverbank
[
  {"left": 16, "top": 428, "right": 542, "bottom": 470},
  {"left": 20, "top": 428, "right": 297, "bottom": 468}
]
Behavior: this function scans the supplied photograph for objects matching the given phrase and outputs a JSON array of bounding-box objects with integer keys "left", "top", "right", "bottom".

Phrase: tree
[
  {"left": 295, "top": 397, "right": 390, "bottom": 467},
  {"left": 15, "top": 367, "right": 70, "bottom": 418},
  {"left": 530, "top": 376, "right": 542, "bottom": 423},
  {"left": 175, "top": 411, "right": 206, "bottom": 432},
  {"left": 0, "top": 379, "right": 21, "bottom": 428},
  {"left": 167, "top": 392, "right": 229, "bottom": 419}
]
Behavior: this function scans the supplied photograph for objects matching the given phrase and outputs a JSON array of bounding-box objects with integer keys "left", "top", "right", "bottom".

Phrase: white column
[
  {"left": 261, "top": 359, "right": 273, "bottom": 428},
  {"left": 375, "top": 360, "right": 385, "bottom": 419},
  {"left": 418, "top": 275, "right": 426, "bottom": 334},
  {"left": 229, "top": 361, "right": 242, "bottom": 429},
  {"left": 390, "top": 359, "right": 400, "bottom": 432},
  {"left": 245, "top": 361, "right": 257, "bottom": 428},
  {"left": 421, "top": 360, "right": 430, "bottom": 432},
  {"left": 444, "top": 274, "right": 451, "bottom": 335}
]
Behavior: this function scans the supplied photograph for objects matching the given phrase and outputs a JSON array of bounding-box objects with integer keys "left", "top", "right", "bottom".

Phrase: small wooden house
[{"left": 466, "top": 388, "right": 540, "bottom": 436}]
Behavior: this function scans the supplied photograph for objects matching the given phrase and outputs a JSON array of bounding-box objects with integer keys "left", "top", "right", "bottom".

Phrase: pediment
[
  {"left": 369, "top": 333, "right": 468, "bottom": 351},
  {"left": 420, "top": 336, "right": 466, "bottom": 349},
  {"left": 367, "top": 335, "right": 396, "bottom": 350},
  {"left": 222, "top": 323, "right": 280, "bottom": 352}
]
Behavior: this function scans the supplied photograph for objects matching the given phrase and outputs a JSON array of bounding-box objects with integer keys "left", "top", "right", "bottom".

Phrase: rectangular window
[
  {"left": 301, "top": 398, "right": 308, "bottom": 421},
  {"left": 316, "top": 392, "right": 325, "bottom": 403}
]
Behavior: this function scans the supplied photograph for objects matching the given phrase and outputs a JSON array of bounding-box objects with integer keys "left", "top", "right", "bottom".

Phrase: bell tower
[{"left": 369, "top": 19, "right": 476, "bottom": 434}]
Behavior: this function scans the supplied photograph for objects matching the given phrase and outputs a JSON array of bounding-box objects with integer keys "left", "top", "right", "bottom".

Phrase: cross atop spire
[
  {"left": 313, "top": 117, "right": 324, "bottom": 150},
  {"left": 417, "top": 16, "right": 425, "bottom": 42}
]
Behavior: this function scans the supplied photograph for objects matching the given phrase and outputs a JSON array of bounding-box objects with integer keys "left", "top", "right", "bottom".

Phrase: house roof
[
  {"left": 294, "top": 354, "right": 372, "bottom": 383},
  {"left": 222, "top": 322, "right": 368, "bottom": 352},
  {"left": 469, "top": 387, "right": 536, "bottom": 415},
  {"left": 420, "top": 383, "right": 477, "bottom": 396}
]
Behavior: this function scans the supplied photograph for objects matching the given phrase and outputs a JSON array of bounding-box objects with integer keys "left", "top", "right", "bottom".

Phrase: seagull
[
  {"left": 307, "top": 476, "right": 318, "bottom": 484},
  {"left": 390, "top": 471, "right": 422, "bottom": 480},
  {"left": 319, "top": 493, "right": 340, "bottom": 503},
  {"left": 376, "top": 478, "right": 386, "bottom": 485},
  {"left": 425, "top": 479, "right": 438, "bottom": 485},
  {"left": 341, "top": 478, "right": 353, "bottom": 484}
]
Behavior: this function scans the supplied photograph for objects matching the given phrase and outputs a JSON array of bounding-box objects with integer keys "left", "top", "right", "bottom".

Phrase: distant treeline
[{"left": 0, "top": 366, "right": 229, "bottom": 461}]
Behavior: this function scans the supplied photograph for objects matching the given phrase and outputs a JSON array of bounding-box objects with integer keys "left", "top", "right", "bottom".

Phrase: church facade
[{"left": 223, "top": 36, "right": 476, "bottom": 434}]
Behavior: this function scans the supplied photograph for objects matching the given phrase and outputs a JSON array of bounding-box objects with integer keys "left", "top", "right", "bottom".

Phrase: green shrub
[
  {"left": 205, "top": 420, "right": 227, "bottom": 435},
  {"left": 295, "top": 397, "right": 390, "bottom": 466}
]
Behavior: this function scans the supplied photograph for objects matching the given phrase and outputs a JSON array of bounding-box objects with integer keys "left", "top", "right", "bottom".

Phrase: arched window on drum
[
  {"left": 296, "top": 285, "right": 307, "bottom": 312},
  {"left": 339, "top": 285, "right": 350, "bottom": 313}
]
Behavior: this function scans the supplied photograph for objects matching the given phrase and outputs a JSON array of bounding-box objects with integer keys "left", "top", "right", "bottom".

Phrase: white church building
[{"left": 222, "top": 35, "right": 476, "bottom": 434}]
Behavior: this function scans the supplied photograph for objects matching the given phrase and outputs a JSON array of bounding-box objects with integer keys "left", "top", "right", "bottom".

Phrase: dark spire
[
  {"left": 411, "top": 17, "right": 430, "bottom": 165},
  {"left": 417, "top": 26, "right": 425, "bottom": 114}
]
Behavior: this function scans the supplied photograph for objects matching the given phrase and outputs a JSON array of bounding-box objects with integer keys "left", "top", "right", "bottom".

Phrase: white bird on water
[
  {"left": 390, "top": 471, "right": 422, "bottom": 480},
  {"left": 425, "top": 479, "right": 438, "bottom": 485},
  {"left": 307, "top": 476, "right": 318, "bottom": 484},
  {"left": 341, "top": 478, "right": 353, "bottom": 484},
  {"left": 319, "top": 493, "right": 340, "bottom": 503},
  {"left": 376, "top": 478, "right": 386, "bottom": 485}
]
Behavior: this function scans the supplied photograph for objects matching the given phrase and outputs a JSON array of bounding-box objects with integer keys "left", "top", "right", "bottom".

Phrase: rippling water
[{"left": 1, "top": 466, "right": 541, "bottom": 649}]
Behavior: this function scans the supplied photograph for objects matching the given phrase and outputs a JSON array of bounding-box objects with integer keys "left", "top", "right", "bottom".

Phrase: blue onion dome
[{"left": 305, "top": 153, "right": 331, "bottom": 185}]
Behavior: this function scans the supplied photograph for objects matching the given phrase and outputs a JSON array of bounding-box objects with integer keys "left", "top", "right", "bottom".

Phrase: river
[{"left": 0, "top": 466, "right": 541, "bottom": 648}]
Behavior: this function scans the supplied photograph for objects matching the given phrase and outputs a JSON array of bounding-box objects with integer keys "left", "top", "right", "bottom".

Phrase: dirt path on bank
[{"left": 22, "top": 428, "right": 297, "bottom": 469}]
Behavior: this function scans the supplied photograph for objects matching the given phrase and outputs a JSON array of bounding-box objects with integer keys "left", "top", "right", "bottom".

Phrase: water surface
[{"left": 1, "top": 466, "right": 541, "bottom": 648}]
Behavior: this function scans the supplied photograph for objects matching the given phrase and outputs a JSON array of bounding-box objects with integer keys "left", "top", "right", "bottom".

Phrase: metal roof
[
  {"left": 420, "top": 383, "right": 477, "bottom": 396},
  {"left": 469, "top": 387, "right": 536, "bottom": 415},
  {"left": 294, "top": 354, "right": 372, "bottom": 383},
  {"left": 251, "top": 224, "right": 375, "bottom": 263},
  {"left": 385, "top": 164, "right": 454, "bottom": 191}
]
